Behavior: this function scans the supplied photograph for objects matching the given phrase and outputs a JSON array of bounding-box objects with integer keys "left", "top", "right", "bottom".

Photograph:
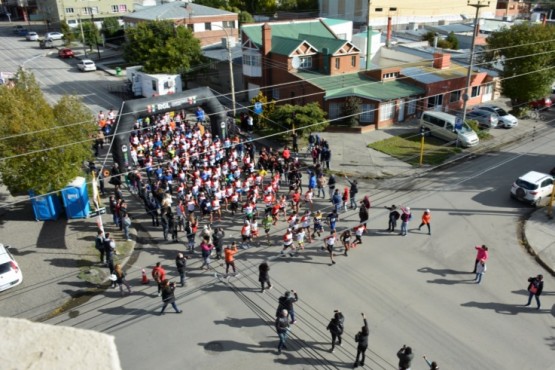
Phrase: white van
[{"left": 420, "top": 111, "right": 479, "bottom": 147}]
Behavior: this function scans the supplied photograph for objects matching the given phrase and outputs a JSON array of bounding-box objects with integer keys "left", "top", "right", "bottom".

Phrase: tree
[
  {"left": 82, "top": 21, "right": 102, "bottom": 52},
  {"left": 60, "top": 20, "right": 75, "bottom": 45},
  {"left": 102, "top": 17, "right": 120, "bottom": 38},
  {"left": 0, "top": 70, "right": 96, "bottom": 195},
  {"left": 445, "top": 31, "right": 459, "bottom": 50},
  {"left": 342, "top": 96, "right": 361, "bottom": 126},
  {"left": 484, "top": 23, "right": 555, "bottom": 106},
  {"left": 250, "top": 91, "right": 276, "bottom": 128},
  {"left": 239, "top": 11, "right": 255, "bottom": 25},
  {"left": 267, "top": 103, "right": 328, "bottom": 140},
  {"left": 123, "top": 20, "right": 204, "bottom": 74}
]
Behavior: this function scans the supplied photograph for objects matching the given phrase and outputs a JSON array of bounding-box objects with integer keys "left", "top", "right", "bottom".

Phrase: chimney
[
  {"left": 433, "top": 52, "right": 451, "bottom": 69},
  {"left": 262, "top": 23, "right": 271, "bottom": 55},
  {"left": 386, "top": 16, "right": 392, "bottom": 47}
]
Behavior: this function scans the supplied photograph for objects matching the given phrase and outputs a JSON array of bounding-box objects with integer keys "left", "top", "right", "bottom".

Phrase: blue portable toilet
[
  {"left": 61, "top": 177, "right": 90, "bottom": 219},
  {"left": 29, "top": 190, "right": 63, "bottom": 221}
]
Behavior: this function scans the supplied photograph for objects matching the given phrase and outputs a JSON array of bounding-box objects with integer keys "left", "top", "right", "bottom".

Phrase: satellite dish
[{"left": 291, "top": 56, "right": 301, "bottom": 69}]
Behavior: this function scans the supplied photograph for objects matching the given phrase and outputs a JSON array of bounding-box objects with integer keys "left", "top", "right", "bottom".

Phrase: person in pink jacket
[{"left": 472, "top": 245, "right": 488, "bottom": 273}]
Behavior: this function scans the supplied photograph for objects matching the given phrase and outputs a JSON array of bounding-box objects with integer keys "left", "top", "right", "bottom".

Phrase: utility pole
[
  {"left": 461, "top": 0, "right": 490, "bottom": 124},
  {"left": 365, "top": 0, "right": 372, "bottom": 70}
]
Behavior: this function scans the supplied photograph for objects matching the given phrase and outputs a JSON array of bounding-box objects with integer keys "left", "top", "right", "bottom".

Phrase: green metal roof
[
  {"left": 295, "top": 71, "right": 425, "bottom": 101},
  {"left": 242, "top": 20, "right": 335, "bottom": 49},
  {"left": 270, "top": 36, "right": 306, "bottom": 56},
  {"left": 298, "top": 33, "right": 350, "bottom": 55}
]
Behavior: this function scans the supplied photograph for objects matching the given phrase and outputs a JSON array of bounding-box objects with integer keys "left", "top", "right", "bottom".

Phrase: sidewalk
[{"left": 0, "top": 98, "right": 553, "bottom": 322}]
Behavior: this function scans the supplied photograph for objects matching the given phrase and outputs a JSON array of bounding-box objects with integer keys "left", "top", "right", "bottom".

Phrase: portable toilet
[
  {"left": 29, "top": 190, "right": 63, "bottom": 221},
  {"left": 61, "top": 177, "right": 90, "bottom": 219}
]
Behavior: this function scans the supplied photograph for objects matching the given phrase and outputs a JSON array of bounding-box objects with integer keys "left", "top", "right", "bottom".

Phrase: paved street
[{"left": 1, "top": 22, "right": 555, "bottom": 370}]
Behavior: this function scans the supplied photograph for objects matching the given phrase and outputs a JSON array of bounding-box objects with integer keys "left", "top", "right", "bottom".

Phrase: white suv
[
  {"left": 0, "top": 244, "right": 23, "bottom": 292},
  {"left": 510, "top": 171, "right": 554, "bottom": 206}
]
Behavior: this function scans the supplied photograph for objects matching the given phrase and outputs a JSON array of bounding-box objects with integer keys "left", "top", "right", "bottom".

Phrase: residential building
[
  {"left": 319, "top": 0, "right": 497, "bottom": 29},
  {"left": 1, "top": 0, "right": 38, "bottom": 22},
  {"left": 495, "top": 0, "right": 530, "bottom": 19},
  {"left": 122, "top": 2, "right": 238, "bottom": 48},
  {"left": 35, "top": 0, "right": 134, "bottom": 28}
]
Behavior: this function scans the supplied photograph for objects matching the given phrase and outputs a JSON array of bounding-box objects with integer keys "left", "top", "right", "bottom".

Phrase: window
[
  {"left": 471, "top": 85, "right": 481, "bottom": 97},
  {"left": 299, "top": 56, "right": 312, "bottom": 69},
  {"left": 335, "top": 58, "right": 340, "bottom": 69},
  {"left": 338, "top": 0, "right": 346, "bottom": 16},
  {"left": 111, "top": 5, "right": 118, "bottom": 12},
  {"left": 382, "top": 72, "right": 399, "bottom": 79},
  {"left": 351, "top": 56, "right": 356, "bottom": 67},
  {"left": 243, "top": 54, "right": 261, "bottom": 66},
  {"left": 450, "top": 90, "right": 461, "bottom": 103},
  {"left": 360, "top": 103, "right": 375, "bottom": 123},
  {"left": 187, "top": 24, "right": 194, "bottom": 31},
  {"left": 379, "top": 102, "right": 394, "bottom": 121},
  {"left": 483, "top": 83, "right": 493, "bottom": 95},
  {"left": 65, "top": 7, "right": 75, "bottom": 13},
  {"left": 272, "top": 88, "right": 280, "bottom": 100},
  {"left": 329, "top": 103, "right": 343, "bottom": 119},
  {"left": 83, "top": 7, "right": 98, "bottom": 15},
  {"left": 119, "top": 4, "right": 127, "bottom": 12},
  {"left": 427, "top": 94, "right": 443, "bottom": 108},
  {"left": 223, "top": 21, "right": 235, "bottom": 28},
  {"left": 205, "top": 22, "right": 212, "bottom": 31},
  {"left": 152, "top": 80, "right": 157, "bottom": 92},
  {"left": 407, "top": 99, "right": 416, "bottom": 114}
]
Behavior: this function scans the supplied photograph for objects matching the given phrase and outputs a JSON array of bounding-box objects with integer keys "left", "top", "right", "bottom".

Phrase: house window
[
  {"left": 351, "top": 56, "right": 356, "bottom": 67},
  {"left": 427, "top": 94, "right": 443, "bottom": 108},
  {"left": 65, "top": 7, "right": 75, "bottom": 13},
  {"left": 205, "top": 23, "right": 212, "bottom": 31},
  {"left": 223, "top": 21, "right": 235, "bottom": 28},
  {"left": 360, "top": 103, "right": 375, "bottom": 123},
  {"left": 379, "top": 102, "right": 394, "bottom": 121},
  {"left": 83, "top": 7, "right": 98, "bottom": 15},
  {"left": 119, "top": 4, "right": 127, "bottom": 12},
  {"left": 483, "top": 83, "right": 493, "bottom": 95},
  {"left": 471, "top": 85, "right": 481, "bottom": 97},
  {"left": 338, "top": 0, "right": 346, "bottom": 16},
  {"left": 111, "top": 5, "right": 118, "bottom": 12},
  {"left": 335, "top": 58, "right": 340, "bottom": 69},
  {"left": 382, "top": 72, "right": 399, "bottom": 80},
  {"left": 243, "top": 54, "right": 261, "bottom": 66},
  {"left": 329, "top": 103, "right": 343, "bottom": 119},
  {"left": 407, "top": 99, "right": 416, "bottom": 114},
  {"left": 299, "top": 56, "right": 312, "bottom": 69},
  {"left": 272, "top": 88, "right": 280, "bottom": 100},
  {"left": 450, "top": 90, "right": 461, "bottom": 103}
]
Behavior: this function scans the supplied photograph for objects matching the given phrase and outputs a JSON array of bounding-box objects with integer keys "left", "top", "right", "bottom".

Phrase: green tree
[
  {"left": 102, "top": 17, "right": 120, "bottom": 38},
  {"left": 239, "top": 11, "right": 255, "bottom": 24},
  {"left": 342, "top": 96, "right": 361, "bottom": 126},
  {"left": 0, "top": 70, "right": 96, "bottom": 195},
  {"left": 82, "top": 21, "right": 102, "bottom": 51},
  {"left": 123, "top": 20, "right": 204, "bottom": 74},
  {"left": 60, "top": 20, "right": 75, "bottom": 45},
  {"left": 484, "top": 23, "right": 555, "bottom": 106},
  {"left": 422, "top": 31, "right": 436, "bottom": 46},
  {"left": 267, "top": 103, "right": 328, "bottom": 140},
  {"left": 250, "top": 91, "right": 276, "bottom": 128},
  {"left": 445, "top": 31, "right": 459, "bottom": 50}
]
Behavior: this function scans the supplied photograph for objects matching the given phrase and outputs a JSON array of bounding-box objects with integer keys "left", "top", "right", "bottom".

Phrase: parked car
[
  {"left": 473, "top": 105, "right": 518, "bottom": 128},
  {"left": 12, "top": 25, "right": 24, "bottom": 34},
  {"left": 465, "top": 109, "right": 499, "bottom": 129},
  {"left": 0, "top": 244, "right": 23, "bottom": 292},
  {"left": 58, "top": 48, "right": 74, "bottom": 59},
  {"left": 25, "top": 31, "right": 39, "bottom": 41},
  {"left": 16, "top": 28, "right": 29, "bottom": 36},
  {"left": 530, "top": 97, "right": 552, "bottom": 110},
  {"left": 77, "top": 59, "right": 96, "bottom": 72},
  {"left": 420, "top": 111, "right": 479, "bottom": 147},
  {"left": 510, "top": 171, "right": 554, "bottom": 206},
  {"left": 45, "top": 32, "right": 64, "bottom": 40}
]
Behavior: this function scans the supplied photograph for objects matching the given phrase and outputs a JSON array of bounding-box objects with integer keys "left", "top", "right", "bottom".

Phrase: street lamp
[
  {"left": 461, "top": 0, "right": 490, "bottom": 124},
  {"left": 212, "top": 23, "right": 236, "bottom": 117}
]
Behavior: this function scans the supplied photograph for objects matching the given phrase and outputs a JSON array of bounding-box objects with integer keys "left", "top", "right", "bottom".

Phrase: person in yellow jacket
[{"left": 418, "top": 209, "right": 431, "bottom": 235}]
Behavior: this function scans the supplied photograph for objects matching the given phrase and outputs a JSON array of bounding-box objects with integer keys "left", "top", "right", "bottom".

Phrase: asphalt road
[{"left": 45, "top": 128, "right": 555, "bottom": 370}]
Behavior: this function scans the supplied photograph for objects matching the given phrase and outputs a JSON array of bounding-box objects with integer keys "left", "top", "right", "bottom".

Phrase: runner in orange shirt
[{"left": 224, "top": 242, "right": 239, "bottom": 276}]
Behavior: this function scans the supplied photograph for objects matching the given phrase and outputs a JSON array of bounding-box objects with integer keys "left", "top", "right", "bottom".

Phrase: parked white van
[{"left": 420, "top": 111, "right": 479, "bottom": 148}]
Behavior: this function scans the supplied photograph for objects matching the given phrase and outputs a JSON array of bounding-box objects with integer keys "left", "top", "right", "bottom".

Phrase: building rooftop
[
  {"left": 295, "top": 71, "right": 425, "bottom": 101},
  {"left": 126, "top": 1, "right": 236, "bottom": 21},
  {"left": 401, "top": 64, "right": 469, "bottom": 84},
  {"left": 242, "top": 19, "right": 335, "bottom": 49}
]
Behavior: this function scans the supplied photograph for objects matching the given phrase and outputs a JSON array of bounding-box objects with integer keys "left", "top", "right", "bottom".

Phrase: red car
[
  {"left": 58, "top": 48, "right": 74, "bottom": 59},
  {"left": 530, "top": 97, "right": 552, "bottom": 110}
]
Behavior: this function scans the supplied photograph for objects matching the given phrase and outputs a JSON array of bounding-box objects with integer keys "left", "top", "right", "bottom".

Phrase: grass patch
[{"left": 368, "top": 133, "right": 462, "bottom": 166}]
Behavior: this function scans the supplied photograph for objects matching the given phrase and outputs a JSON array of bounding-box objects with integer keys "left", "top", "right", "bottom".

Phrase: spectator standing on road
[
  {"left": 399, "top": 207, "right": 412, "bottom": 236},
  {"left": 359, "top": 205, "right": 369, "bottom": 225},
  {"left": 423, "top": 355, "right": 439, "bottom": 370},
  {"left": 224, "top": 242, "right": 239, "bottom": 276},
  {"left": 152, "top": 262, "right": 167, "bottom": 296},
  {"left": 327, "top": 309, "right": 345, "bottom": 353},
  {"left": 341, "top": 187, "right": 350, "bottom": 212},
  {"left": 159, "top": 280, "right": 182, "bottom": 315},
  {"left": 277, "top": 290, "right": 299, "bottom": 324},
  {"left": 175, "top": 253, "right": 188, "bottom": 287},
  {"left": 475, "top": 259, "right": 486, "bottom": 284},
  {"left": 317, "top": 173, "right": 327, "bottom": 198},
  {"left": 472, "top": 245, "right": 489, "bottom": 273},
  {"left": 525, "top": 274, "right": 544, "bottom": 309},
  {"left": 397, "top": 345, "right": 414, "bottom": 370},
  {"left": 200, "top": 236, "right": 214, "bottom": 270},
  {"left": 275, "top": 309, "right": 290, "bottom": 354},
  {"left": 122, "top": 213, "right": 132, "bottom": 241},
  {"left": 385, "top": 205, "right": 400, "bottom": 232},
  {"left": 114, "top": 264, "right": 132, "bottom": 296},
  {"left": 332, "top": 189, "right": 342, "bottom": 212},
  {"left": 353, "top": 313, "right": 369, "bottom": 368},
  {"left": 418, "top": 209, "right": 432, "bottom": 235},
  {"left": 212, "top": 227, "right": 225, "bottom": 260},
  {"left": 259, "top": 262, "right": 273, "bottom": 293},
  {"left": 104, "top": 233, "right": 116, "bottom": 280},
  {"left": 345, "top": 177, "right": 358, "bottom": 210},
  {"left": 195, "top": 106, "right": 205, "bottom": 123},
  {"left": 327, "top": 209, "right": 339, "bottom": 232},
  {"left": 328, "top": 174, "right": 336, "bottom": 200},
  {"left": 95, "top": 230, "right": 105, "bottom": 264}
]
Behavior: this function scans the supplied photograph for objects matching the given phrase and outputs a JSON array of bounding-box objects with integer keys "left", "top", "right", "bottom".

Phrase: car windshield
[
  {"left": 515, "top": 179, "right": 538, "bottom": 190},
  {"left": 493, "top": 108, "right": 508, "bottom": 116},
  {"left": 0, "top": 262, "right": 11, "bottom": 274},
  {"left": 456, "top": 122, "right": 472, "bottom": 133}
]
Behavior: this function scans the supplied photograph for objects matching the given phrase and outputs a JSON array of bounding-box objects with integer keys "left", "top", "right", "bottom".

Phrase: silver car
[
  {"left": 474, "top": 105, "right": 518, "bottom": 128},
  {"left": 465, "top": 109, "right": 499, "bottom": 129}
]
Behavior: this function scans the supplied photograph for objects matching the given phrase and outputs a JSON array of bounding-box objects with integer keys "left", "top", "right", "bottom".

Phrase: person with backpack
[
  {"left": 327, "top": 309, "right": 345, "bottom": 352},
  {"left": 525, "top": 274, "right": 544, "bottom": 309},
  {"left": 399, "top": 207, "right": 412, "bottom": 236},
  {"left": 385, "top": 205, "right": 400, "bottom": 232},
  {"left": 277, "top": 290, "right": 299, "bottom": 324},
  {"left": 95, "top": 230, "right": 105, "bottom": 264},
  {"left": 114, "top": 263, "right": 132, "bottom": 297},
  {"left": 159, "top": 279, "right": 182, "bottom": 315},
  {"left": 354, "top": 313, "right": 369, "bottom": 368}
]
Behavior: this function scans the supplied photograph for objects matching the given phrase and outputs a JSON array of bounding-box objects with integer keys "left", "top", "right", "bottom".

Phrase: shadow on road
[{"left": 461, "top": 301, "right": 551, "bottom": 315}]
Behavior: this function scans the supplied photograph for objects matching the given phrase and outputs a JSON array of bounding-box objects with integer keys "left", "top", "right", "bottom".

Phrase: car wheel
[{"left": 515, "top": 187, "right": 526, "bottom": 198}]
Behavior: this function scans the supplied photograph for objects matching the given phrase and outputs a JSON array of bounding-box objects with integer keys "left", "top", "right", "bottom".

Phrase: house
[
  {"left": 241, "top": 19, "right": 425, "bottom": 129},
  {"left": 122, "top": 1, "right": 238, "bottom": 48},
  {"left": 495, "top": 0, "right": 530, "bottom": 20},
  {"left": 35, "top": 0, "right": 134, "bottom": 28}
]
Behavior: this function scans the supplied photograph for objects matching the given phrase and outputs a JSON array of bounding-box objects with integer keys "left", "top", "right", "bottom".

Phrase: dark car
[
  {"left": 58, "top": 48, "right": 74, "bottom": 58},
  {"left": 465, "top": 110, "right": 499, "bottom": 129}
]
